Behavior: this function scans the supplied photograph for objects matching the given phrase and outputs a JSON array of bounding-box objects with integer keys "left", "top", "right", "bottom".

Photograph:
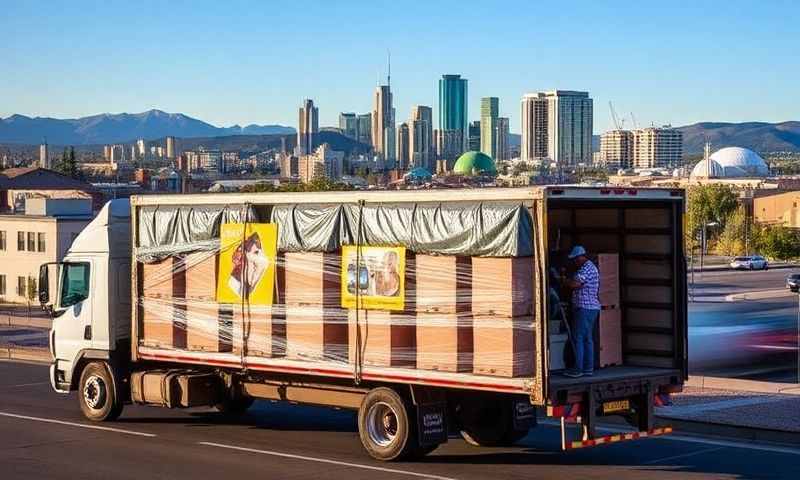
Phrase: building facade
[
  {"left": 520, "top": 93, "right": 549, "bottom": 162},
  {"left": 339, "top": 113, "right": 358, "bottom": 139},
  {"left": 357, "top": 113, "right": 372, "bottom": 146},
  {"left": 633, "top": 127, "right": 683, "bottom": 169},
  {"left": 372, "top": 85, "right": 395, "bottom": 162},
  {"left": 298, "top": 143, "right": 344, "bottom": 183},
  {"left": 396, "top": 122, "right": 410, "bottom": 170},
  {"left": 438, "top": 74, "right": 468, "bottom": 155},
  {"left": 496, "top": 117, "right": 510, "bottom": 161},
  {"left": 600, "top": 130, "right": 635, "bottom": 169},
  {"left": 409, "top": 105, "right": 433, "bottom": 171},
  {"left": 298, "top": 99, "right": 319, "bottom": 155},
  {"left": 435, "top": 129, "right": 464, "bottom": 169},
  {"left": 521, "top": 91, "right": 593, "bottom": 165},
  {"left": 480, "top": 97, "right": 499, "bottom": 159},
  {"left": 39, "top": 143, "right": 49, "bottom": 169},
  {"left": 166, "top": 136, "right": 176, "bottom": 159}
]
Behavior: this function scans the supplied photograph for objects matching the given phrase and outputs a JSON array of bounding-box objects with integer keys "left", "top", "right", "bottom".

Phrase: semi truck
[{"left": 40, "top": 186, "right": 686, "bottom": 461}]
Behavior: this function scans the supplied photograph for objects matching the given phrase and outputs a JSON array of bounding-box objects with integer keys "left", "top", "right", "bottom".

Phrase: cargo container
[{"left": 40, "top": 186, "right": 686, "bottom": 460}]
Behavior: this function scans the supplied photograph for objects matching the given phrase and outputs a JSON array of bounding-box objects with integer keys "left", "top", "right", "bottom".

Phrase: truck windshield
[{"left": 60, "top": 263, "right": 90, "bottom": 308}]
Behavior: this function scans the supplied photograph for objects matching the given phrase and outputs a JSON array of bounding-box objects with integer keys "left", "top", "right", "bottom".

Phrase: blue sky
[{"left": 2, "top": 0, "right": 798, "bottom": 133}]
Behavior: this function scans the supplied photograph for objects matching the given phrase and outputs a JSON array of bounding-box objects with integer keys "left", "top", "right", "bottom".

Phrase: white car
[{"left": 729, "top": 255, "right": 769, "bottom": 270}]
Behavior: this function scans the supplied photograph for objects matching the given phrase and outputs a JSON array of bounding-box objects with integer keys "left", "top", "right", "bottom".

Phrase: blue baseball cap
[{"left": 567, "top": 245, "right": 587, "bottom": 259}]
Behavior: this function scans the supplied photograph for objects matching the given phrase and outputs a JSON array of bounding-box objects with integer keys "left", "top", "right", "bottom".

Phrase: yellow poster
[
  {"left": 341, "top": 245, "right": 405, "bottom": 310},
  {"left": 216, "top": 223, "right": 278, "bottom": 305}
]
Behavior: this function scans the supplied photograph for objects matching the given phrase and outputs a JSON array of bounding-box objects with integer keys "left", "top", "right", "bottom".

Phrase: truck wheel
[
  {"left": 459, "top": 399, "right": 527, "bottom": 447},
  {"left": 78, "top": 362, "right": 123, "bottom": 422},
  {"left": 358, "top": 387, "right": 419, "bottom": 461},
  {"left": 215, "top": 395, "right": 254, "bottom": 415}
]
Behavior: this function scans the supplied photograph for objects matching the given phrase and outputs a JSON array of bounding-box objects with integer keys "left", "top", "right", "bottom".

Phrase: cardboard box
[
  {"left": 184, "top": 252, "right": 217, "bottom": 300},
  {"left": 411, "top": 255, "right": 470, "bottom": 314},
  {"left": 597, "top": 253, "right": 620, "bottom": 308},
  {"left": 235, "top": 305, "right": 282, "bottom": 357},
  {"left": 141, "top": 297, "right": 179, "bottom": 348},
  {"left": 348, "top": 310, "right": 415, "bottom": 368},
  {"left": 416, "top": 313, "right": 473, "bottom": 372},
  {"left": 470, "top": 257, "right": 533, "bottom": 317},
  {"left": 550, "top": 333, "right": 568, "bottom": 371},
  {"left": 285, "top": 306, "right": 348, "bottom": 362},
  {"left": 599, "top": 308, "right": 623, "bottom": 367},
  {"left": 473, "top": 316, "right": 534, "bottom": 377},
  {"left": 283, "top": 252, "right": 341, "bottom": 308},
  {"left": 140, "top": 258, "right": 186, "bottom": 349},
  {"left": 186, "top": 300, "right": 221, "bottom": 352}
]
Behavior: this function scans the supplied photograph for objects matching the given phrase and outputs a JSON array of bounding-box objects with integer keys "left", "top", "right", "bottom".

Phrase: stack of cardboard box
[
  {"left": 597, "top": 253, "right": 622, "bottom": 368},
  {"left": 184, "top": 252, "right": 224, "bottom": 352},
  {"left": 140, "top": 257, "right": 184, "bottom": 349}
]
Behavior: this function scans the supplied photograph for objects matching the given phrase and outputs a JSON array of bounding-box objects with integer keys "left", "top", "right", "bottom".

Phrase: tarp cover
[{"left": 136, "top": 201, "right": 533, "bottom": 259}]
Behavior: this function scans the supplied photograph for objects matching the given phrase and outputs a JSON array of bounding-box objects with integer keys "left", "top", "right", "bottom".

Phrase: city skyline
[{"left": 2, "top": 1, "right": 799, "bottom": 135}]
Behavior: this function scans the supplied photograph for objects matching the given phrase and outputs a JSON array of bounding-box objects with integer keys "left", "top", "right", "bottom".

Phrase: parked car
[
  {"left": 729, "top": 255, "right": 769, "bottom": 270},
  {"left": 786, "top": 273, "right": 800, "bottom": 292}
]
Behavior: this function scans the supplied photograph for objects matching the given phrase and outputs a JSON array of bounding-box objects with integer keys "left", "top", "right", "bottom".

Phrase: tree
[
  {"left": 716, "top": 207, "right": 749, "bottom": 256},
  {"left": 752, "top": 224, "right": 800, "bottom": 260},
  {"left": 239, "top": 176, "right": 353, "bottom": 193},
  {"left": 685, "top": 184, "right": 739, "bottom": 247},
  {"left": 54, "top": 146, "right": 80, "bottom": 179}
]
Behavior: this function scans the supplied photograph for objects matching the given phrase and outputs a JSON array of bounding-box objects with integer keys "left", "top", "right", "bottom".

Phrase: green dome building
[{"left": 452, "top": 151, "right": 497, "bottom": 176}]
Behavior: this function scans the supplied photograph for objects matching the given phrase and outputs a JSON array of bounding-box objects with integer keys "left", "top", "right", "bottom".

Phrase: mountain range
[{"left": 0, "top": 109, "right": 295, "bottom": 145}]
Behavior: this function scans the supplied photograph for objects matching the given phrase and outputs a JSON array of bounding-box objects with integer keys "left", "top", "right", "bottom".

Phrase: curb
[
  {"left": 687, "top": 376, "right": 800, "bottom": 395},
  {"left": 657, "top": 416, "right": 800, "bottom": 446},
  {"left": 0, "top": 346, "right": 52, "bottom": 364}
]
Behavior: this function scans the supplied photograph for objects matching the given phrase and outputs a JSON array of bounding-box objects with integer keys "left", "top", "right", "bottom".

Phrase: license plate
[{"left": 602, "top": 399, "right": 630, "bottom": 414}]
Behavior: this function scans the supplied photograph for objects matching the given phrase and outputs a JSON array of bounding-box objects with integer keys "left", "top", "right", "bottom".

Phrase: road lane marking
[
  {"left": 198, "top": 441, "right": 457, "bottom": 480},
  {"left": 643, "top": 446, "right": 725, "bottom": 464},
  {"left": 0, "top": 412, "right": 156, "bottom": 437},
  {"left": 5, "top": 381, "right": 49, "bottom": 388}
]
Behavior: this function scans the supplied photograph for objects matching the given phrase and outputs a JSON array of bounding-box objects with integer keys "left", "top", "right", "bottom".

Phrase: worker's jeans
[{"left": 573, "top": 308, "right": 600, "bottom": 373}]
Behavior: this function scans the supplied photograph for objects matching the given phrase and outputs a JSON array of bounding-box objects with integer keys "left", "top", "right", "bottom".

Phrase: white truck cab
[{"left": 40, "top": 199, "right": 131, "bottom": 417}]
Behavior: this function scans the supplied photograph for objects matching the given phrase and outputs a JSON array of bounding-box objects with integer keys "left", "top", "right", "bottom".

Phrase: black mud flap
[
  {"left": 417, "top": 402, "right": 448, "bottom": 447},
  {"left": 512, "top": 399, "right": 538, "bottom": 431}
]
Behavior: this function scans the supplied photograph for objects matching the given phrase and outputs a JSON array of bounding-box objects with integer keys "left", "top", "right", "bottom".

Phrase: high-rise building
[
  {"left": 468, "top": 121, "right": 481, "bottom": 152},
  {"left": 633, "top": 127, "right": 683, "bottom": 169},
  {"left": 521, "top": 93, "right": 549, "bottom": 162},
  {"left": 409, "top": 105, "right": 433, "bottom": 171},
  {"left": 480, "top": 97, "right": 499, "bottom": 158},
  {"left": 496, "top": 117, "right": 510, "bottom": 161},
  {"left": 357, "top": 113, "right": 372, "bottom": 146},
  {"left": 39, "top": 143, "right": 49, "bottom": 169},
  {"left": 298, "top": 99, "right": 319, "bottom": 155},
  {"left": 396, "top": 122, "right": 410, "bottom": 169},
  {"left": 438, "top": 74, "right": 468, "bottom": 157},
  {"left": 339, "top": 113, "right": 358, "bottom": 139},
  {"left": 298, "top": 143, "right": 344, "bottom": 183},
  {"left": 372, "top": 85, "right": 394, "bottom": 162},
  {"left": 521, "top": 91, "right": 593, "bottom": 165},
  {"left": 435, "top": 129, "right": 464, "bottom": 169},
  {"left": 600, "top": 130, "right": 634, "bottom": 169},
  {"left": 166, "top": 136, "right": 176, "bottom": 159},
  {"left": 136, "top": 139, "right": 146, "bottom": 157}
]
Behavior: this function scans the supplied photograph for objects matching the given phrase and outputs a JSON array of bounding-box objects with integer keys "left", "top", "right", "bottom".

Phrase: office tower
[
  {"left": 468, "top": 121, "right": 481, "bottom": 152},
  {"left": 633, "top": 127, "right": 683, "bottom": 169},
  {"left": 357, "top": 113, "right": 372, "bottom": 145},
  {"left": 298, "top": 99, "right": 319, "bottom": 155},
  {"left": 496, "top": 117, "right": 510, "bottom": 161},
  {"left": 396, "top": 122, "right": 410, "bottom": 169},
  {"left": 521, "top": 93, "right": 549, "bottom": 162},
  {"left": 103, "top": 145, "right": 112, "bottom": 162},
  {"left": 435, "top": 129, "right": 463, "bottom": 168},
  {"left": 166, "top": 136, "right": 176, "bottom": 159},
  {"left": 409, "top": 105, "right": 433, "bottom": 171},
  {"left": 438, "top": 74, "right": 468, "bottom": 156},
  {"left": 480, "top": 97, "right": 499, "bottom": 158},
  {"left": 372, "top": 85, "right": 394, "bottom": 161},
  {"left": 521, "top": 90, "right": 593, "bottom": 165},
  {"left": 136, "top": 139, "right": 146, "bottom": 157},
  {"left": 339, "top": 113, "right": 358, "bottom": 139},
  {"left": 39, "top": 143, "right": 49, "bottom": 169},
  {"left": 600, "top": 130, "right": 634, "bottom": 169}
]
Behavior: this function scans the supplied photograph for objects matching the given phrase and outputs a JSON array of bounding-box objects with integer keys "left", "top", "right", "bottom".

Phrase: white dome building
[{"left": 690, "top": 147, "right": 769, "bottom": 178}]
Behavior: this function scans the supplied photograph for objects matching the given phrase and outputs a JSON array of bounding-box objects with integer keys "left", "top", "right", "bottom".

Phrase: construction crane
[
  {"left": 630, "top": 112, "right": 639, "bottom": 130},
  {"left": 608, "top": 101, "right": 624, "bottom": 131}
]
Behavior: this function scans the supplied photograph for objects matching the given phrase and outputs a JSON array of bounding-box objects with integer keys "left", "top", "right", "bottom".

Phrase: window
[
  {"left": 0, "top": 275, "right": 6, "bottom": 295},
  {"left": 27, "top": 276, "right": 37, "bottom": 299},
  {"left": 17, "top": 276, "right": 25, "bottom": 296},
  {"left": 17, "top": 232, "right": 25, "bottom": 251},
  {"left": 60, "top": 263, "right": 90, "bottom": 308},
  {"left": 27, "top": 232, "right": 35, "bottom": 252},
  {"left": 0, "top": 231, "right": 6, "bottom": 250},
  {"left": 37, "top": 233, "right": 46, "bottom": 252}
]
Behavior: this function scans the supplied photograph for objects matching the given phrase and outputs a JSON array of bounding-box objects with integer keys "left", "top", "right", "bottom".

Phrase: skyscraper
[
  {"left": 496, "top": 117, "right": 510, "bottom": 161},
  {"left": 357, "top": 113, "right": 372, "bottom": 146},
  {"left": 438, "top": 74, "right": 468, "bottom": 157},
  {"left": 339, "top": 113, "right": 358, "bottom": 139},
  {"left": 298, "top": 99, "right": 319, "bottom": 155},
  {"left": 396, "top": 122, "right": 410, "bottom": 169},
  {"left": 372, "top": 85, "right": 394, "bottom": 163},
  {"left": 521, "top": 91, "right": 593, "bottom": 165},
  {"left": 409, "top": 105, "right": 433, "bottom": 171},
  {"left": 468, "top": 121, "right": 481, "bottom": 152},
  {"left": 480, "top": 97, "right": 499, "bottom": 158},
  {"left": 166, "top": 136, "right": 176, "bottom": 159},
  {"left": 39, "top": 142, "right": 49, "bottom": 169},
  {"left": 633, "top": 127, "right": 683, "bottom": 169}
]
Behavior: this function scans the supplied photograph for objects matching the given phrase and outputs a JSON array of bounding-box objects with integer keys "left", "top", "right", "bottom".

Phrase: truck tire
[
  {"left": 458, "top": 398, "right": 528, "bottom": 447},
  {"left": 358, "top": 387, "right": 420, "bottom": 461},
  {"left": 215, "top": 395, "right": 254, "bottom": 415},
  {"left": 78, "top": 362, "right": 123, "bottom": 422}
]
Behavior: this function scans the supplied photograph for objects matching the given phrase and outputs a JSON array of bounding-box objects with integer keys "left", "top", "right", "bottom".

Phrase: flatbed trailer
[{"left": 42, "top": 186, "right": 687, "bottom": 461}]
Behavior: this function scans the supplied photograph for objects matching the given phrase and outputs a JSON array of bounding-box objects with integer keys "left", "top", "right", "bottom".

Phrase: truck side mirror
[{"left": 38, "top": 264, "right": 50, "bottom": 305}]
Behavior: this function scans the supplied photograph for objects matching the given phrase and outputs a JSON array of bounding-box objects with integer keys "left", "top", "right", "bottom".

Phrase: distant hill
[
  {"left": 676, "top": 121, "right": 800, "bottom": 154},
  {"left": 176, "top": 130, "right": 371, "bottom": 156},
  {"left": 0, "top": 109, "right": 294, "bottom": 145}
]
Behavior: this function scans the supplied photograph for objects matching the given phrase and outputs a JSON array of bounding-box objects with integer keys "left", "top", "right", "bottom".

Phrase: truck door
[{"left": 52, "top": 261, "right": 94, "bottom": 383}]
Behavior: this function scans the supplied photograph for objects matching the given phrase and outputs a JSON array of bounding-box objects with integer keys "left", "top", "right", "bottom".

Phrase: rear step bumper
[{"left": 564, "top": 426, "right": 673, "bottom": 450}]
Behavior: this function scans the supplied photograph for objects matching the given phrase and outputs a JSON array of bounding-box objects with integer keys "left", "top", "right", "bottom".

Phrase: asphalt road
[
  {"left": 2, "top": 362, "right": 799, "bottom": 480},
  {"left": 688, "top": 268, "right": 799, "bottom": 381}
]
